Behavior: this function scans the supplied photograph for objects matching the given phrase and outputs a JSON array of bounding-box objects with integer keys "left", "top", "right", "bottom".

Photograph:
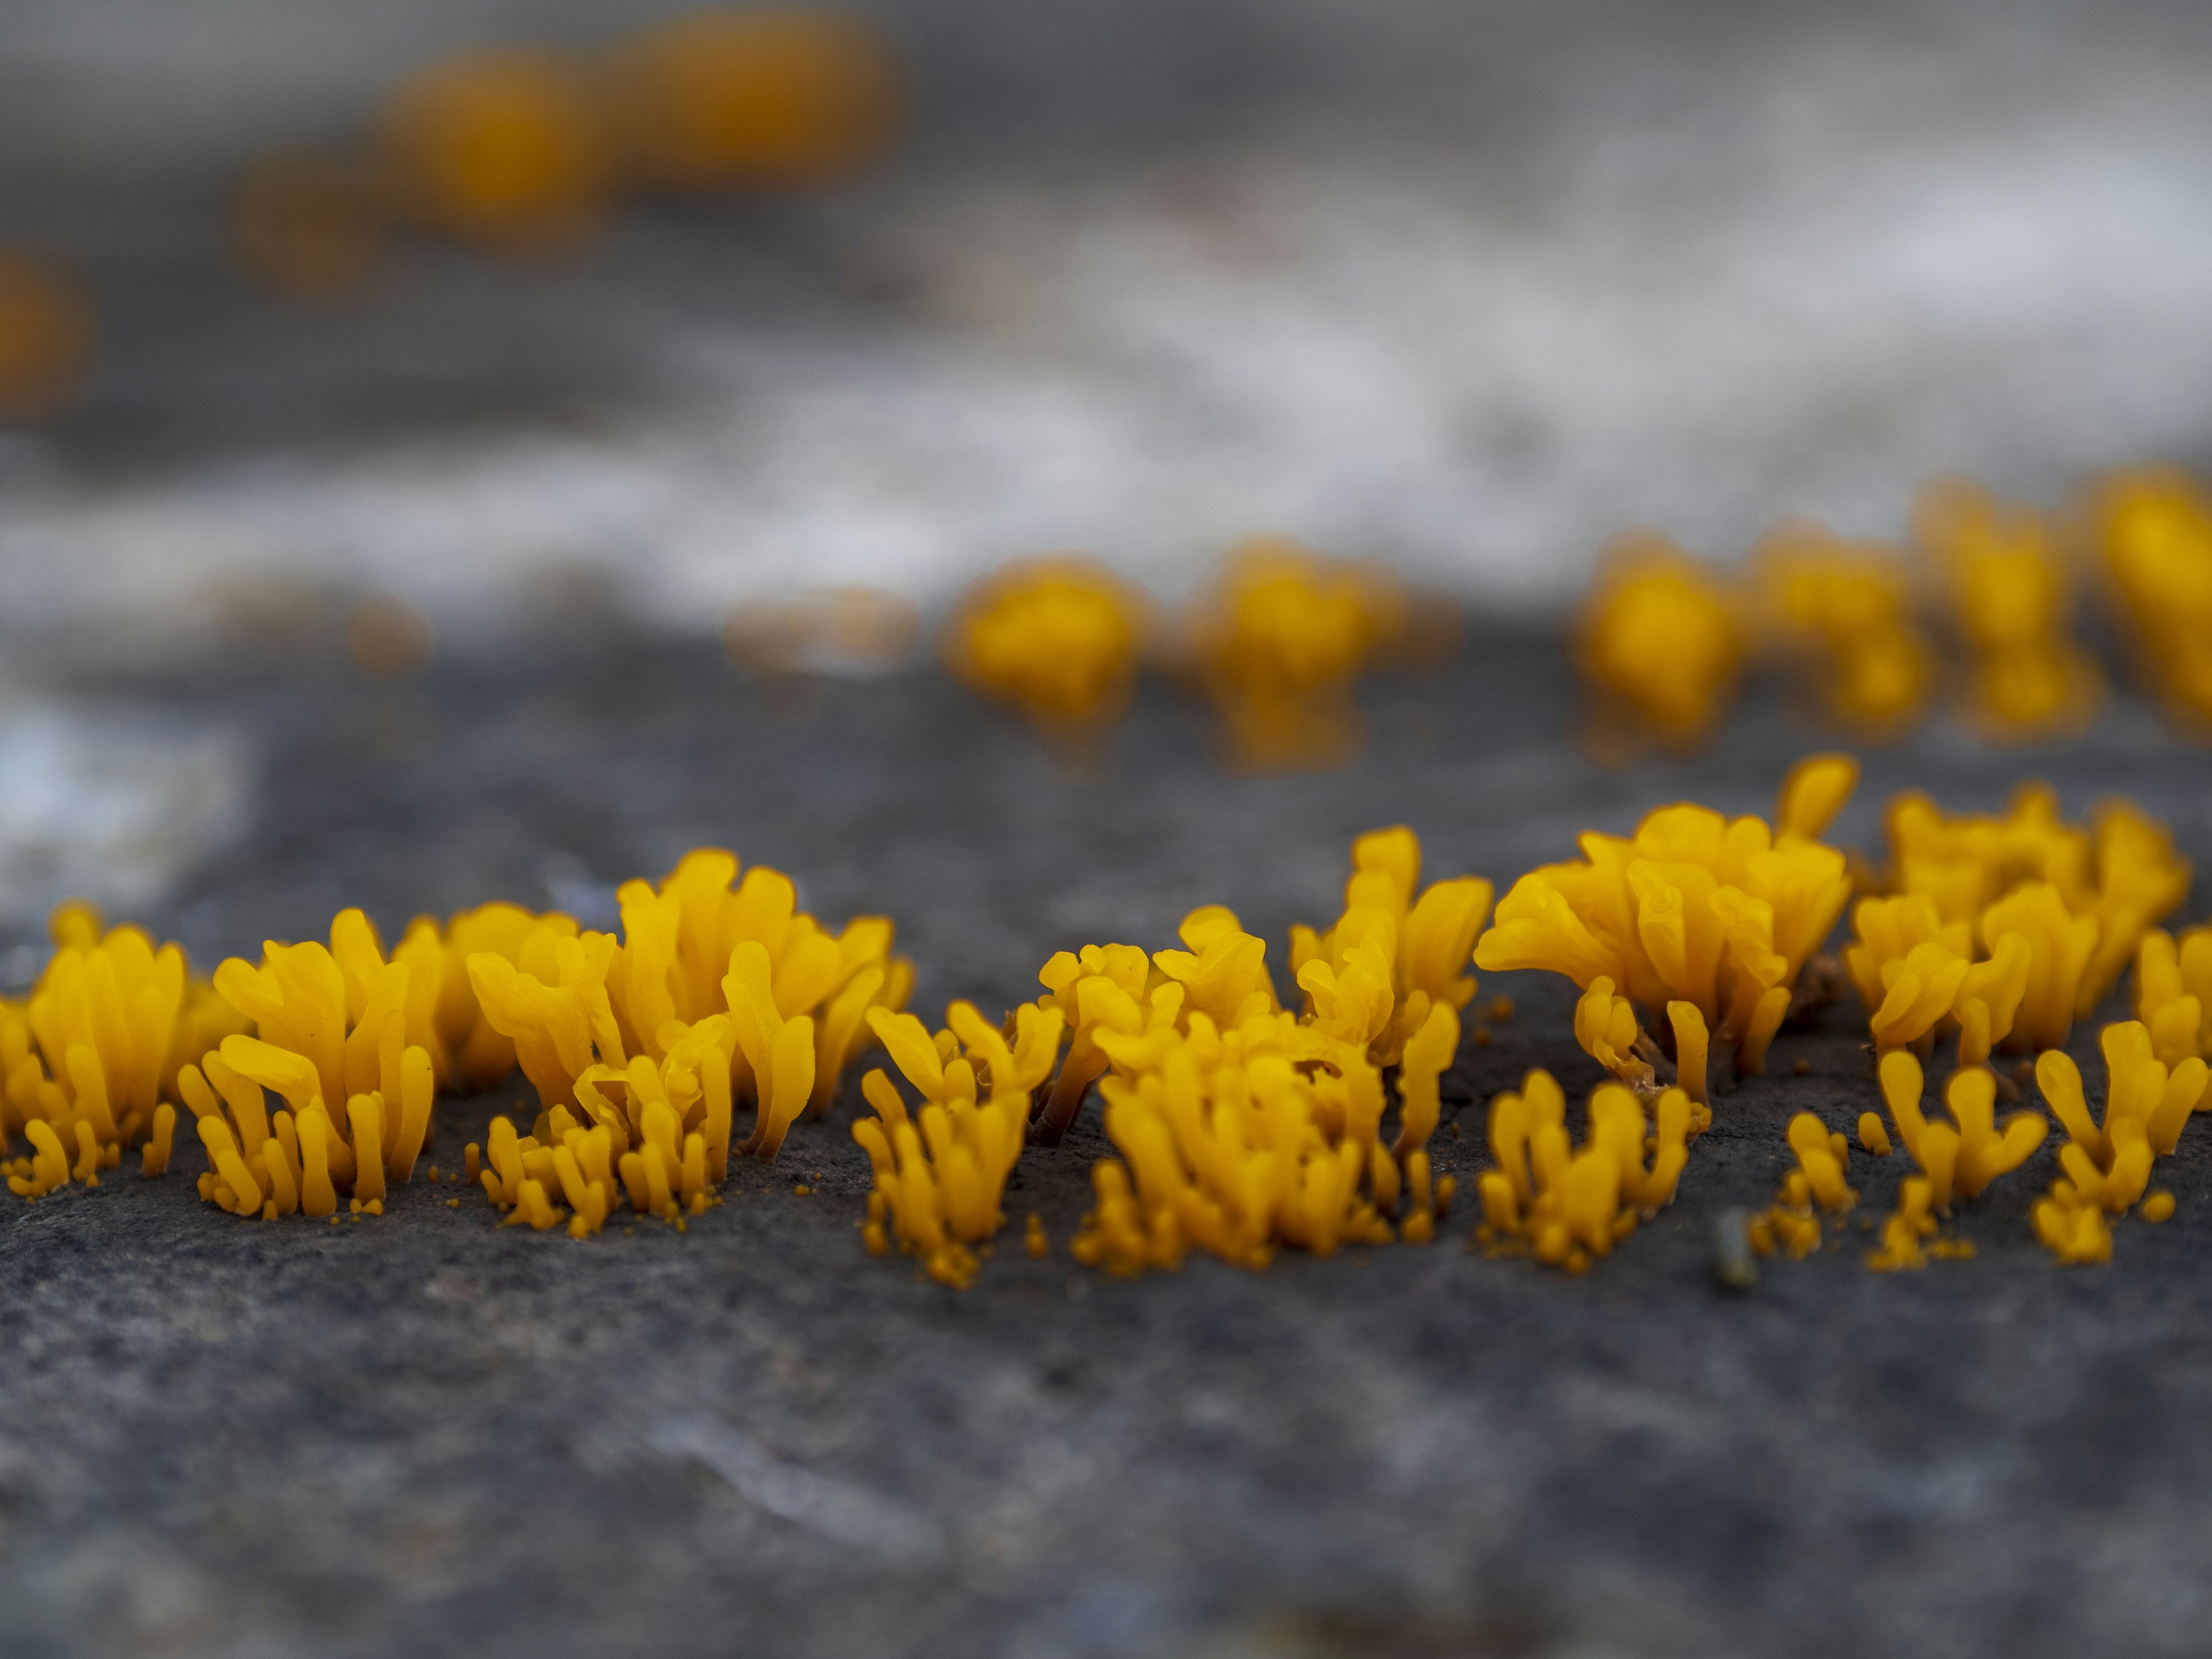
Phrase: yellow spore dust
[
  {"left": 0, "top": 248, "right": 93, "bottom": 424},
  {"left": 605, "top": 9, "right": 902, "bottom": 191},
  {"left": 1575, "top": 532, "right": 1743, "bottom": 751},
  {"left": 1752, "top": 518, "right": 1935, "bottom": 736},
  {"left": 1289, "top": 825, "right": 1493, "bottom": 1069},
  {"left": 853, "top": 999, "right": 1066, "bottom": 1286},
  {"left": 380, "top": 49, "right": 613, "bottom": 253},
  {"left": 1852, "top": 784, "right": 2190, "bottom": 1056},
  {"left": 944, "top": 559, "right": 1147, "bottom": 738},
  {"left": 1, "top": 902, "right": 247, "bottom": 1200},
  {"left": 1475, "top": 753, "right": 1858, "bottom": 1088},
  {"left": 466, "top": 849, "right": 910, "bottom": 1154},
  {"left": 1181, "top": 538, "right": 1407, "bottom": 771},
  {"left": 2088, "top": 467, "right": 2212, "bottom": 732},
  {"left": 2030, "top": 1024, "right": 2206, "bottom": 1262},
  {"left": 1474, "top": 1070, "right": 1695, "bottom": 1274},
  {"left": 1915, "top": 475, "right": 2101, "bottom": 740}
]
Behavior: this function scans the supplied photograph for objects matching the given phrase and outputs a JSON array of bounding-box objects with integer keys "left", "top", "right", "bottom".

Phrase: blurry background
[{"left": 5, "top": 0, "right": 2212, "bottom": 653}]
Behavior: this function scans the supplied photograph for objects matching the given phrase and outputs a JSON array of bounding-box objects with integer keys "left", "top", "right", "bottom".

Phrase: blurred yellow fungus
[
  {"left": 944, "top": 559, "right": 1147, "bottom": 738},
  {"left": 1476, "top": 753, "right": 1857, "bottom": 1092},
  {"left": 1575, "top": 533, "right": 1743, "bottom": 751},
  {"left": 1747, "top": 1173, "right": 1823, "bottom": 1261},
  {"left": 1025, "top": 1213, "right": 1048, "bottom": 1257},
  {"left": 1916, "top": 476, "right": 2101, "bottom": 740},
  {"left": 2143, "top": 1190, "right": 2177, "bottom": 1224},
  {"left": 1857, "top": 1111, "right": 1892, "bottom": 1157},
  {"left": 606, "top": 10, "right": 902, "bottom": 190},
  {"left": 1851, "top": 785, "right": 2189, "bottom": 1056},
  {"left": 2088, "top": 468, "right": 2212, "bottom": 731},
  {"left": 229, "top": 146, "right": 389, "bottom": 303},
  {"left": 1475, "top": 1070, "right": 1695, "bottom": 1272},
  {"left": 0, "top": 249, "right": 93, "bottom": 424},
  {"left": 1183, "top": 539, "right": 1405, "bottom": 771},
  {"left": 1, "top": 903, "right": 245, "bottom": 1200},
  {"left": 1288, "top": 825, "right": 1492, "bottom": 1068},
  {"left": 2137, "top": 925, "right": 2212, "bottom": 1066},
  {"left": 346, "top": 596, "right": 436, "bottom": 677},
  {"left": 852, "top": 999, "right": 1064, "bottom": 1286},
  {"left": 1864, "top": 1176, "right": 1940, "bottom": 1271},
  {"left": 381, "top": 50, "right": 613, "bottom": 252},
  {"left": 1753, "top": 519, "right": 1935, "bottom": 735}
]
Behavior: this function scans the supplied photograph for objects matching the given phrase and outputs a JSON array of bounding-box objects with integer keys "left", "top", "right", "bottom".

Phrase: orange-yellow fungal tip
[
  {"left": 446, "top": 1197, "right": 460, "bottom": 1209},
  {"left": 228, "top": 145, "right": 388, "bottom": 305},
  {"left": 1786, "top": 1112, "right": 1856, "bottom": 1211},
  {"left": 945, "top": 558, "right": 1146, "bottom": 737},
  {"left": 1476, "top": 757, "right": 1854, "bottom": 1088},
  {"left": 380, "top": 50, "right": 613, "bottom": 253},
  {"left": 1575, "top": 533, "right": 1743, "bottom": 750},
  {"left": 0, "top": 248, "right": 94, "bottom": 423},
  {"left": 1182, "top": 539, "right": 1409, "bottom": 771},
  {"left": 1915, "top": 475, "right": 2101, "bottom": 739},
  {"left": 605, "top": 9, "right": 902, "bottom": 191},
  {"left": 2088, "top": 468, "right": 2212, "bottom": 732},
  {"left": 1858, "top": 1111, "right": 1892, "bottom": 1157},
  {"left": 1851, "top": 785, "right": 2188, "bottom": 1059},
  {"left": 1754, "top": 523, "right": 1933, "bottom": 734},
  {"left": 2143, "top": 1190, "right": 2177, "bottom": 1224},
  {"left": 1477, "top": 1071, "right": 1692, "bottom": 1271},
  {"left": 141, "top": 1103, "right": 177, "bottom": 1177},
  {"left": 1025, "top": 1213, "right": 1048, "bottom": 1257}
]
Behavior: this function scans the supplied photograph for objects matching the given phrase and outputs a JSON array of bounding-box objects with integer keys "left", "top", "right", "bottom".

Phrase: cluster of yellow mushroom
[
  {"left": 1476, "top": 753, "right": 1859, "bottom": 1097},
  {"left": 1844, "top": 784, "right": 2189, "bottom": 1063},
  {"left": 1473, "top": 1070, "right": 1696, "bottom": 1272},
  {"left": 1753, "top": 521, "right": 1936, "bottom": 734},
  {"left": 1575, "top": 534, "right": 1744, "bottom": 750},
  {"left": 2093, "top": 469, "right": 2212, "bottom": 732},
  {"left": 2030, "top": 1022, "right": 2206, "bottom": 1263},
  {"left": 0, "top": 904, "right": 247, "bottom": 1198},
  {"left": 944, "top": 559, "right": 1148, "bottom": 740},
  {"left": 2137, "top": 924, "right": 2212, "bottom": 1066},
  {"left": 1856, "top": 1051, "right": 2046, "bottom": 1270},
  {"left": 232, "top": 8, "right": 900, "bottom": 300}
]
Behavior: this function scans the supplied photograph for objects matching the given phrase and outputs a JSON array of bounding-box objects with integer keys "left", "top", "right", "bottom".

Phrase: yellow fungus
[
  {"left": 1, "top": 902, "right": 247, "bottom": 1200},
  {"left": 0, "top": 248, "right": 94, "bottom": 423},
  {"left": 381, "top": 50, "right": 613, "bottom": 253},
  {"left": 1289, "top": 824, "right": 1493, "bottom": 1069},
  {"left": 1181, "top": 539, "right": 1407, "bottom": 771},
  {"left": 1857, "top": 1112, "right": 1892, "bottom": 1157},
  {"left": 1865, "top": 1175, "right": 1940, "bottom": 1271},
  {"left": 1025, "top": 1213, "right": 1048, "bottom": 1257},
  {"left": 2088, "top": 467, "right": 2212, "bottom": 731},
  {"left": 2143, "top": 1189, "right": 2177, "bottom": 1224},
  {"left": 1851, "top": 785, "right": 2189, "bottom": 1056},
  {"left": 945, "top": 558, "right": 1147, "bottom": 739},
  {"left": 1476, "top": 754, "right": 1857, "bottom": 1088},
  {"left": 1575, "top": 533, "right": 1743, "bottom": 750},
  {"left": 1786, "top": 1112, "right": 1857, "bottom": 1211},
  {"left": 1474, "top": 1070, "right": 1694, "bottom": 1270},
  {"left": 1877, "top": 1050, "right": 2047, "bottom": 1213},
  {"left": 2033, "top": 1024, "right": 2205, "bottom": 1232},
  {"left": 1753, "top": 518, "right": 1934, "bottom": 734},
  {"left": 1916, "top": 475, "right": 2101, "bottom": 739},
  {"left": 2137, "top": 925, "right": 2212, "bottom": 1067},
  {"left": 605, "top": 9, "right": 902, "bottom": 191}
]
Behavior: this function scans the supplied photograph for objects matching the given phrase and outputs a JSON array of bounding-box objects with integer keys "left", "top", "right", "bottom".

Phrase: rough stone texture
[{"left": 4, "top": 632, "right": 2212, "bottom": 1658}]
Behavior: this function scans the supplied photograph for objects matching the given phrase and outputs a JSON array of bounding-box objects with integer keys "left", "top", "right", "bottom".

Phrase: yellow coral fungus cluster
[
  {"left": 1855, "top": 1051, "right": 2046, "bottom": 1270},
  {"left": 945, "top": 558, "right": 1146, "bottom": 738},
  {"left": 2031, "top": 1022, "right": 2207, "bottom": 1263},
  {"left": 2137, "top": 925, "right": 2212, "bottom": 1067},
  {"left": 1474, "top": 1070, "right": 1695, "bottom": 1272},
  {"left": 2089, "top": 469, "right": 2212, "bottom": 731},
  {"left": 1, "top": 903, "right": 245, "bottom": 1200},
  {"left": 1754, "top": 521, "right": 1935, "bottom": 734},
  {"left": 1183, "top": 539, "right": 1406, "bottom": 770},
  {"left": 1915, "top": 476, "right": 2101, "bottom": 740},
  {"left": 1575, "top": 533, "right": 1743, "bottom": 749},
  {"left": 1847, "top": 784, "right": 2189, "bottom": 1059},
  {"left": 468, "top": 847, "right": 909, "bottom": 1157},
  {"left": 854, "top": 999, "right": 1065, "bottom": 1286},
  {"left": 1477, "top": 754, "right": 1858, "bottom": 1096}
]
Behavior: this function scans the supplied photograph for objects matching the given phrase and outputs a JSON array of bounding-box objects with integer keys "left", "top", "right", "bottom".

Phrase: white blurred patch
[{"left": 0, "top": 704, "right": 252, "bottom": 935}]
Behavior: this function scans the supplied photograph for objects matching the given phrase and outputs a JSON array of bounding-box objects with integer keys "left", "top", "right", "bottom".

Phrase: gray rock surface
[{"left": 4, "top": 632, "right": 2211, "bottom": 1658}]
